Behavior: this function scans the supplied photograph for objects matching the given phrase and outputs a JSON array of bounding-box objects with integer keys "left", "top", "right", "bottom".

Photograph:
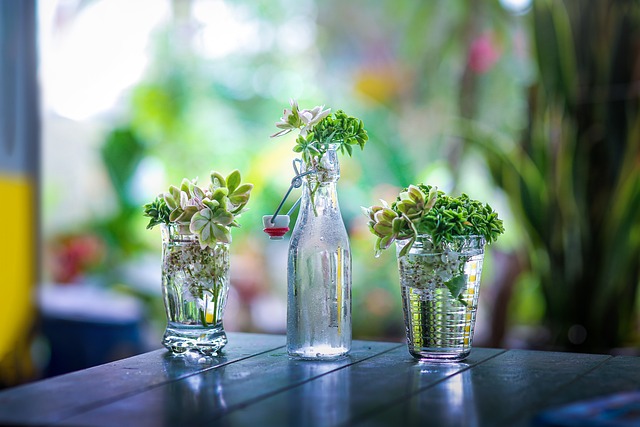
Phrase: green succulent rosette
[{"left": 143, "top": 169, "right": 253, "bottom": 248}]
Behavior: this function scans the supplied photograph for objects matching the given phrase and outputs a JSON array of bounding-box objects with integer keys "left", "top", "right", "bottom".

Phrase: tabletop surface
[{"left": 0, "top": 332, "right": 639, "bottom": 427}]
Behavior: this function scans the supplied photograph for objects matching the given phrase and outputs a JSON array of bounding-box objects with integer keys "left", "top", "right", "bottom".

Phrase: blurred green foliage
[{"left": 462, "top": 0, "right": 640, "bottom": 351}]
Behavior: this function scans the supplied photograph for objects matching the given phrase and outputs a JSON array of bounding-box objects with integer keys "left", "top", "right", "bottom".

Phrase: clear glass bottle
[{"left": 287, "top": 143, "right": 352, "bottom": 359}]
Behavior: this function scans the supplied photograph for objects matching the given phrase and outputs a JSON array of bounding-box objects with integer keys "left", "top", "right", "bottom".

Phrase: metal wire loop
[{"left": 269, "top": 159, "right": 316, "bottom": 223}]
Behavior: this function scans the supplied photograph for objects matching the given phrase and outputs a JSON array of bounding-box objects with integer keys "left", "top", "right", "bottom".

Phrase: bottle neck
[
  {"left": 303, "top": 144, "right": 340, "bottom": 182},
  {"left": 300, "top": 180, "right": 339, "bottom": 215},
  {"left": 300, "top": 145, "right": 341, "bottom": 215}
]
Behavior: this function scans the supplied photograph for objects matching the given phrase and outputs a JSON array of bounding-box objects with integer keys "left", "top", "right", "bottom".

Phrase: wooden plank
[
  {"left": 356, "top": 349, "right": 611, "bottom": 427},
  {"left": 526, "top": 355, "right": 640, "bottom": 425},
  {"left": 58, "top": 340, "right": 400, "bottom": 427},
  {"left": 217, "top": 346, "right": 504, "bottom": 427},
  {"left": 0, "top": 332, "right": 285, "bottom": 425},
  {"left": 541, "top": 355, "right": 640, "bottom": 404},
  {"left": 2, "top": 332, "right": 636, "bottom": 427}
]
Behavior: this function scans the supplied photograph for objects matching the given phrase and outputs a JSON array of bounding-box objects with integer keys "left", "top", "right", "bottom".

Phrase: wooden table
[{"left": 1, "top": 332, "right": 639, "bottom": 426}]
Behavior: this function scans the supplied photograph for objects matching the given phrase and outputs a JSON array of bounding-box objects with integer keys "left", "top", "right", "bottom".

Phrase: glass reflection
[
  {"left": 410, "top": 364, "right": 479, "bottom": 427},
  {"left": 162, "top": 351, "right": 227, "bottom": 379},
  {"left": 162, "top": 353, "right": 228, "bottom": 424},
  {"left": 287, "top": 360, "right": 352, "bottom": 426}
]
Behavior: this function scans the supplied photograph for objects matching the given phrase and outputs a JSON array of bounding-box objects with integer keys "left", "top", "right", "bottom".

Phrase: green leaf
[
  {"left": 210, "top": 171, "right": 226, "bottom": 189},
  {"left": 200, "top": 310, "right": 208, "bottom": 327},
  {"left": 211, "top": 223, "right": 231, "bottom": 243},
  {"left": 211, "top": 209, "right": 234, "bottom": 226},
  {"left": 190, "top": 207, "right": 233, "bottom": 247},
  {"left": 169, "top": 185, "right": 181, "bottom": 201},
  {"left": 180, "top": 178, "right": 192, "bottom": 198},
  {"left": 373, "top": 223, "right": 393, "bottom": 235},
  {"left": 229, "top": 194, "right": 249, "bottom": 206},
  {"left": 175, "top": 205, "right": 198, "bottom": 223},
  {"left": 190, "top": 207, "right": 212, "bottom": 232},
  {"left": 211, "top": 187, "right": 229, "bottom": 202},
  {"left": 169, "top": 207, "right": 184, "bottom": 222},
  {"left": 408, "top": 185, "right": 425, "bottom": 204},
  {"left": 202, "top": 198, "right": 220, "bottom": 210},
  {"left": 344, "top": 143, "right": 353, "bottom": 156},
  {"left": 179, "top": 191, "right": 189, "bottom": 208},
  {"left": 143, "top": 196, "right": 170, "bottom": 229},
  {"left": 192, "top": 185, "right": 205, "bottom": 200},
  {"left": 229, "top": 183, "right": 253, "bottom": 204},
  {"left": 233, "top": 183, "right": 253, "bottom": 195},
  {"left": 163, "top": 193, "right": 178, "bottom": 210},
  {"left": 398, "top": 236, "right": 415, "bottom": 258},
  {"left": 379, "top": 234, "right": 394, "bottom": 250},
  {"left": 226, "top": 170, "right": 241, "bottom": 194},
  {"left": 444, "top": 274, "right": 467, "bottom": 300}
]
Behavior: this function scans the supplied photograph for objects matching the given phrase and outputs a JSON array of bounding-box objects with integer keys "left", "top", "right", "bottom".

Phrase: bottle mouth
[
  {"left": 302, "top": 145, "right": 340, "bottom": 183},
  {"left": 305, "top": 172, "right": 339, "bottom": 184}
]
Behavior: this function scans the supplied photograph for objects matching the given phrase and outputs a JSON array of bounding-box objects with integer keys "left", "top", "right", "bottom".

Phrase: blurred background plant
[
  {"left": 460, "top": 0, "right": 640, "bottom": 352},
  {"left": 11, "top": 0, "right": 635, "bottom": 383}
]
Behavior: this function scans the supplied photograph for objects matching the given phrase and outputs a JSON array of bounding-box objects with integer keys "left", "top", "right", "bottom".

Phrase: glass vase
[
  {"left": 396, "top": 235, "right": 485, "bottom": 362},
  {"left": 161, "top": 224, "right": 229, "bottom": 355},
  {"left": 287, "top": 143, "right": 352, "bottom": 360}
]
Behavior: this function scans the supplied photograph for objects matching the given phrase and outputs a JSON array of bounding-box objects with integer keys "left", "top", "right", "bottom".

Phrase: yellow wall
[{"left": 0, "top": 174, "right": 35, "bottom": 386}]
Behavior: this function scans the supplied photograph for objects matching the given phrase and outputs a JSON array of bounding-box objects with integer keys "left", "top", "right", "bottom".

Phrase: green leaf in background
[{"left": 100, "top": 127, "right": 146, "bottom": 208}]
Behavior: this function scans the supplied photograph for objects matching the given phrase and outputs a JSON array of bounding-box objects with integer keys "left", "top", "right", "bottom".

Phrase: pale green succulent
[
  {"left": 143, "top": 170, "right": 253, "bottom": 248},
  {"left": 363, "top": 185, "right": 437, "bottom": 257}
]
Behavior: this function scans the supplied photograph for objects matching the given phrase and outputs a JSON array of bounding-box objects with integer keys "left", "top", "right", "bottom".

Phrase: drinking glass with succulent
[
  {"left": 363, "top": 184, "right": 504, "bottom": 361},
  {"left": 143, "top": 170, "right": 253, "bottom": 355}
]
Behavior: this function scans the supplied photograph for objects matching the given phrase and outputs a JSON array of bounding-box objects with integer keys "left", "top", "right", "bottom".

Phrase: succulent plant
[
  {"left": 363, "top": 184, "right": 503, "bottom": 257},
  {"left": 271, "top": 99, "right": 369, "bottom": 212},
  {"left": 271, "top": 99, "right": 368, "bottom": 167},
  {"left": 143, "top": 196, "right": 171, "bottom": 230},
  {"left": 143, "top": 169, "right": 253, "bottom": 248}
]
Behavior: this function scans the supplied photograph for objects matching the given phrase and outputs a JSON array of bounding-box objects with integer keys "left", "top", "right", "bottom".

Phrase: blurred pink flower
[
  {"left": 468, "top": 33, "right": 501, "bottom": 74},
  {"left": 48, "top": 234, "right": 105, "bottom": 284}
]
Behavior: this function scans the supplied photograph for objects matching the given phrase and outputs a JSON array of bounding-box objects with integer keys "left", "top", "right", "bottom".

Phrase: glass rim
[
  {"left": 397, "top": 234, "right": 487, "bottom": 242},
  {"left": 161, "top": 223, "right": 230, "bottom": 246},
  {"left": 395, "top": 234, "right": 486, "bottom": 253}
]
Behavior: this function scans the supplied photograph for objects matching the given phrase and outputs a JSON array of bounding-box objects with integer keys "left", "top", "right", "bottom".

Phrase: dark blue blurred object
[
  {"left": 534, "top": 391, "right": 640, "bottom": 427},
  {"left": 39, "top": 285, "right": 148, "bottom": 377}
]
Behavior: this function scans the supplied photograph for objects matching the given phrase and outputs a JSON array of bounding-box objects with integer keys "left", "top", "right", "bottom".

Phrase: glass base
[
  {"left": 287, "top": 345, "right": 349, "bottom": 361},
  {"left": 162, "top": 324, "right": 227, "bottom": 356},
  {"left": 409, "top": 347, "right": 471, "bottom": 362}
]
